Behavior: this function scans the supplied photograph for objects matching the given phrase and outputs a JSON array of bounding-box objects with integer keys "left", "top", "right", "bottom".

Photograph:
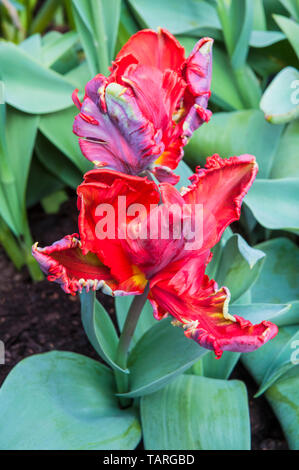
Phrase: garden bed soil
[{"left": 0, "top": 197, "right": 288, "bottom": 450}]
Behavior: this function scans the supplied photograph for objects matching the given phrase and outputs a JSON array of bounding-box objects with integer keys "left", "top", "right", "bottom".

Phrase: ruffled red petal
[
  {"left": 149, "top": 272, "right": 278, "bottom": 358},
  {"left": 32, "top": 234, "right": 117, "bottom": 296},
  {"left": 32, "top": 234, "right": 146, "bottom": 296},
  {"left": 77, "top": 169, "right": 160, "bottom": 285},
  {"left": 181, "top": 154, "right": 258, "bottom": 250},
  {"left": 113, "top": 28, "right": 185, "bottom": 73}
]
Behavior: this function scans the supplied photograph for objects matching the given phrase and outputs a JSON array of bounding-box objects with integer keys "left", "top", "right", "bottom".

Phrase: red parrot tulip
[
  {"left": 72, "top": 29, "right": 213, "bottom": 184},
  {"left": 32, "top": 155, "right": 278, "bottom": 358}
]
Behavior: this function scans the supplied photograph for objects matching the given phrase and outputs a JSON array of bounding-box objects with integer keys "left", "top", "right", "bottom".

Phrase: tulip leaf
[
  {"left": 256, "top": 330, "right": 299, "bottom": 396},
  {"left": 20, "top": 34, "right": 42, "bottom": 59},
  {"left": 230, "top": 303, "right": 291, "bottom": 325},
  {"left": 250, "top": 30, "right": 285, "bottom": 47},
  {"left": 115, "top": 297, "right": 156, "bottom": 349},
  {"left": 0, "top": 106, "right": 38, "bottom": 235},
  {"left": 242, "top": 326, "right": 299, "bottom": 449},
  {"left": 72, "top": 1, "right": 99, "bottom": 76},
  {"left": 274, "top": 15, "right": 299, "bottom": 59},
  {"left": 185, "top": 110, "right": 284, "bottom": 179},
  {"left": 266, "top": 368, "right": 299, "bottom": 450},
  {"left": 201, "top": 351, "right": 240, "bottom": 380},
  {"left": 215, "top": 234, "right": 265, "bottom": 303},
  {"left": 80, "top": 290, "right": 127, "bottom": 373},
  {"left": 41, "top": 30, "right": 79, "bottom": 68},
  {"left": 141, "top": 374, "right": 250, "bottom": 450},
  {"left": 252, "top": 238, "right": 299, "bottom": 304},
  {"left": 128, "top": 0, "right": 220, "bottom": 34},
  {"left": 120, "top": 318, "right": 207, "bottom": 398},
  {"left": 271, "top": 121, "right": 299, "bottom": 179},
  {"left": 0, "top": 351, "right": 141, "bottom": 450},
  {"left": 245, "top": 179, "right": 299, "bottom": 234},
  {"left": 0, "top": 42, "right": 74, "bottom": 113},
  {"left": 278, "top": 0, "right": 299, "bottom": 21},
  {"left": 39, "top": 106, "right": 92, "bottom": 174},
  {"left": 205, "top": 227, "right": 233, "bottom": 279},
  {"left": 72, "top": 0, "right": 121, "bottom": 75},
  {"left": 216, "top": 0, "right": 253, "bottom": 69},
  {"left": 65, "top": 61, "right": 91, "bottom": 90},
  {"left": 260, "top": 67, "right": 299, "bottom": 124},
  {"left": 35, "top": 132, "right": 82, "bottom": 189}
]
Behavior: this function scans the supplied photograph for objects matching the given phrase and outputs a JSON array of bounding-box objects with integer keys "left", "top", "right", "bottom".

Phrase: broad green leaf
[
  {"left": 274, "top": 301, "right": 299, "bottom": 327},
  {"left": 252, "top": 238, "right": 299, "bottom": 304},
  {"left": 41, "top": 30, "right": 79, "bottom": 67},
  {"left": 215, "top": 234, "right": 265, "bottom": 303},
  {"left": 266, "top": 368, "right": 299, "bottom": 450},
  {"left": 39, "top": 106, "right": 92, "bottom": 174},
  {"left": 278, "top": 0, "right": 299, "bottom": 21},
  {"left": 100, "top": 0, "right": 122, "bottom": 61},
  {"left": 120, "top": 318, "right": 207, "bottom": 397},
  {"left": 128, "top": 0, "right": 221, "bottom": 34},
  {"left": 80, "top": 290, "right": 125, "bottom": 373},
  {"left": 5, "top": 107, "right": 39, "bottom": 207},
  {"left": 0, "top": 42, "right": 74, "bottom": 113},
  {"left": 250, "top": 30, "right": 285, "bottom": 47},
  {"left": 242, "top": 326, "right": 299, "bottom": 448},
  {"left": 65, "top": 61, "right": 91, "bottom": 90},
  {"left": 202, "top": 351, "right": 240, "bottom": 380},
  {"left": 260, "top": 67, "right": 299, "bottom": 124},
  {"left": 35, "top": 132, "right": 82, "bottom": 189},
  {"left": 271, "top": 121, "right": 299, "bottom": 178},
  {"left": 0, "top": 351, "right": 141, "bottom": 450},
  {"left": 233, "top": 64, "right": 262, "bottom": 109},
  {"left": 20, "top": 34, "right": 42, "bottom": 59},
  {"left": 274, "top": 14, "right": 299, "bottom": 59},
  {"left": 243, "top": 325, "right": 298, "bottom": 383},
  {"left": 141, "top": 374, "right": 250, "bottom": 450},
  {"left": 180, "top": 37, "right": 244, "bottom": 110},
  {"left": 216, "top": 0, "right": 253, "bottom": 68},
  {"left": 205, "top": 227, "right": 233, "bottom": 279},
  {"left": 72, "top": 0, "right": 120, "bottom": 74},
  {"left": 72, "top": 0, "right": 99, "bottom": 76},
  {"left": 230, "top": 303, "right": 292, "bottom": 325},
  {"left": 115, "top": 297, "right": 156, "bottom": 349},
  {"left": 256, "top": 330, "right": 299, "bottom": 396},
  {"left": 0, "top": 106, "right": 38, "bottom": 235},
  {"left": 184, "top": 110, "right": 283, "bottom": 178},
  {"left": 252, "top": 0, "right": 267, "bottom": 30},
  {"left": 245, "top": 178, "right": 299, "bottom": 233}
]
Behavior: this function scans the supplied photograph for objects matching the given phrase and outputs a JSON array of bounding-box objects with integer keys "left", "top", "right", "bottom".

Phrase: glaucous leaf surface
[
  {"left": 119, "top": 319, "right": 207, "bottom": 398},
  {"left": 0, "top": 351, "right": 141, "bottom": 450},
  {"left": 0, "top": 42, "right": 74, "bottom": 113},
  {"left": 141, "top": 374, "right": 250, "bottom": 450}
]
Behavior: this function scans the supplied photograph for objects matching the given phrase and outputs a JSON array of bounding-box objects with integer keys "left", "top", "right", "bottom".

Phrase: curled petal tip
[{"left": 72, "top": 88, "right": 82, "bottom": 110}]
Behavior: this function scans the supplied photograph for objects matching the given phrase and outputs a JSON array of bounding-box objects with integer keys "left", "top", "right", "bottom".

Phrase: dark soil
[{"left": 0, "top": 197, "right": 288, "bottom": 450}]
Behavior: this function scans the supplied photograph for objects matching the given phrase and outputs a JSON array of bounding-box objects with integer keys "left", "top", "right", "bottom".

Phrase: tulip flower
[
  {"left": 32, "top": 155, "right": 278, "bottom": 358},
  {"left": 72, "top": 29, "right": 213, "bottom": 184}
]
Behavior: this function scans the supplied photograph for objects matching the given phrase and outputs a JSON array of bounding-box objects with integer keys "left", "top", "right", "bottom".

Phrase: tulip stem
[{"left": 114, "top": 282, "right": 150, "bottom": 407}]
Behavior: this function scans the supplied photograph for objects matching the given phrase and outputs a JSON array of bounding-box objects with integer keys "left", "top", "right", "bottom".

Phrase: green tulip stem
[{"left": 114, "top": 282, "right": 150, "bottom": 407}]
